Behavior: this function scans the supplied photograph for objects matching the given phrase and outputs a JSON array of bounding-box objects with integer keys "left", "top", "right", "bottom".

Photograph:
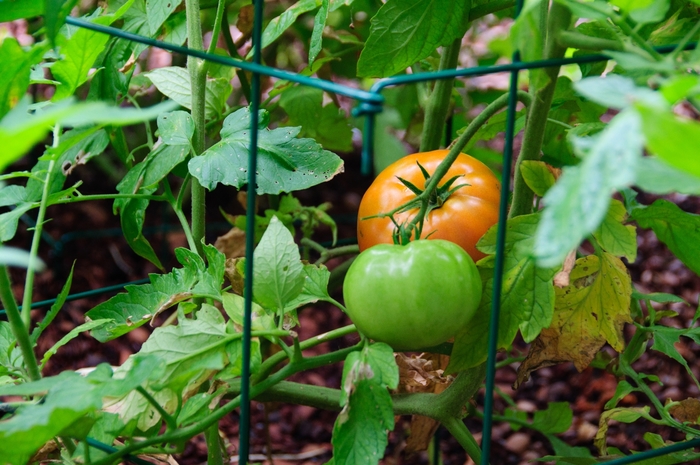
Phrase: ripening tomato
[
  {"left": 357, "top": 150, "right": 501, "bottom": 261},
  {"left": 343, "top": 239, "right": 482, "bottom": 350}
]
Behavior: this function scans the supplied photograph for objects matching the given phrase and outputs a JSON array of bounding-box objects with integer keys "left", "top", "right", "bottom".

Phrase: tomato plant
[
  {"left": 343, "top": 239, "right": 481, "bottom": 351},
  {"left": 357, "top": 150, "right": 501, "bottom": 261}
]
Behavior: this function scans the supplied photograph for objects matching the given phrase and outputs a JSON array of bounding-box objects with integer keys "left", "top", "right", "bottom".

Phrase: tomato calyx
[{"left": 388, "top": 162, "right": 469, "bottom": 245}]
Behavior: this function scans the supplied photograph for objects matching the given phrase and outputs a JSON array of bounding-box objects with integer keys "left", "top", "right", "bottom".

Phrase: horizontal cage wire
[{"left": 2, "top": 3, "right": 699, "bottom": 464}]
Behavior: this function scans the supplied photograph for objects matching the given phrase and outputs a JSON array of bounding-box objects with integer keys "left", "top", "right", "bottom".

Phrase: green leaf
[
  {"left": 511, "top": 0, "right": 544, "bottom": 62},
  {"left": 478, "top": 213, "right": 558, "bottom": 342},
  {"left": 31, "top": 264, "right": 74, "bottom": 345},
  {"left": 279, "top": 86, "right": 352, "bottom": 152},
  {"left": 516, "top": 253, "right": 632, "bottom": 386},
  {"left": 114, "top": 112, "right": 192, "bottom": 268},
  {"left": 554, "top": 0, "right": 615, "bottom": 20},
  {"left": 536, "top": 110, "right": 643, "bottom": 268},
  {"left": 146, "top": 0, "right": 180, "bottom": 34},
  {"left": 40, "top": 319, "right": 112, "bottom": 368},
  {"left": 650, "top": 326, "right": 700, "bottom": 389},
  {"left": 546, "top": 435, "right": 595, "bottom": 462},
  {"left": 520, "top": 161, "right": 556, "bottom": 197},
  {"left": 0, "top": 246, "right": 45, "bottom": 271},
  {"left": 0, "top": 39, "right": 45, "bottom": 120},
  {"left": 309, "top": 0, "right": 330, "bottom": 65},
  {"left": 284, "top": 263, "right": 333, "bottom": 312},
  {"left": 631, "top": 289, "right": 686, "bottom": 304},
  {"left": 0, "top": 358, "right": 158, "bottom": 465},
  {"left": 86, "top": 244, "right": 225, "bottom": 341},
  {"left": 573, "top": 75, "right": 665, "bottom": 111},
  {"left": 253, "top": 216, "right": 305, "bottom": 312},
  {"left": 631, "top": 199, "right": 700, "bottom": 275},
  {"left": 131, "top": 305, "right": 229, "bottom": 390},
  {"left": 604, "top": 380, "right": 636, "bottom": 409},
  {"left": 158, "top": 110, "right": 194, "bottom": 146},
  {"left": 221, "top": 292, "right": 275, "bottom": 332},
  {"left": 0, "top": 0, "right": 43, "bottom": 21},
  {"left": 532, "top": 402, "right": 573, "bottom": 434},
  {"left": 0, "top": 204, "right": 33, "bottom": 242},
  {"left": 592, "top": 199, "right": 637, "bottom": 262},
  {"left": 332, "top": 343, "right": 397, "bottom": 465},
  {"left": 254, "top": 0, "right": 319, "bottom": 55},
  {"left": 614, "top": 0, "right": 669, "bottom": 24},
  {"left": 0, "top": 98, "right": 178, "bottom": 172},
  {"left": 144, "top": 67, "right": 232, "bottom": 120},
  {"left": 448, "top": 213, "right": 557, "bottom": 373},
  {"left": 638, "top": 105, "right": 700, "bottom": 179},
  {"left": 51, "top": 15, "right": 115, "bottom": 101},
  {"left": 188, "top": 107, "right": 344, "bottom": 194},
  {"left": 635, "top": 156, "right": 700, "bottom": 195},
  {"left": 357, "top": 0, "right": 472, "bottom": 77}
]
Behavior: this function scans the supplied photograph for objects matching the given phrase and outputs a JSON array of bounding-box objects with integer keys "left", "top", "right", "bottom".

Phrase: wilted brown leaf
[
  {"left": 669, "top": 398, "right": 700, "bottom": 424},
  {"left": 215, "top": 227, "right": 247, "bottom": 259},
  {"left": 395, "top": 353, "right": 452, "bottom": 452},
  {"left": 516, "top": 253, "right": 632, "bottom": 388},
  {"left": 224, "top": 257, "right": 245, "bottom": 295},
  {"left": 553, "top": 249, "right": 577, "bottom": 288}
]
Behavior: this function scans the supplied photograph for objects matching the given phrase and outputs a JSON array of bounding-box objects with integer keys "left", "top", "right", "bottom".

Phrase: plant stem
[
  {"left": 469, "top": 0, "right": 516, "bottom": 21},
  {"left": 442, "top": 416, "right": 484, "bottom": 465},
  {"left": 509, "top": 2, "right": 571, "bottom": 218},
  {"left": 205, "top": 424, "right": 224, "bottom": 465},
  {"left": 0, "top": 266, "right": 41, "bottom": 381},
  {"left": 252, "top": 324, "right": 358, "bottom": 384},
  {"left": 21, "top": 125, "right": 61, "bottom": 328},
  {"left": 137, "top": 386, "right": 177, "bottom": 431},
  {"left": 614, "top": 16, "right": 664, "bottom": 61},
  {"left": 88, "top": 343, "right": 363, "bottom": 465},
  {"left": 186, "top": 0, "right": 208, "bottom": 256},
  {"left": 556, "top": 30, "right": 623, "bottom": 51},
  {"left": 420, "top": 37, "right": 462, "bottom": 152},
  {"left": 397, "top": 90, "right": 531, "bottom": 235},
  {"left": 668, "top": 18, "right": 700, "bottom": 62},
  {"left": 299, "top": 238, "right": 359, "bottom": 265}
]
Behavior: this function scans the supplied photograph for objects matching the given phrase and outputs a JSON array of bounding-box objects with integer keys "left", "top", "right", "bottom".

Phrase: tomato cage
[{"left": 2, "top": 0, "right": 700, "bottom": 464}]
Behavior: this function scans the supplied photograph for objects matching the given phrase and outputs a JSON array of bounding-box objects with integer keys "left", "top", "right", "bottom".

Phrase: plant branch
[
  {"left": 88, "top": 343, "right": 363, "bottom": 465},
  {"left": 252, "top": 324, "right": 358, "bottom": 384},
  {"left": 469, "top": 0, "right": 516, "bottom": 21},
  {"left": 395, "top": 90, "right": 531, "bottom": 235},
  {"left": 299, "top": 238, "right": 359, "bottom": 265},
  {"left": 186, "top": 0, "right": 208, "bottom": 256},
  {"left": 420, "top": 37, "right": 462, "bottom": 152},
  {"left": 442, "top": 416, "right": 484, "bottom": 465},
  {"left": 0, "top": 266, "right": 41, "bottom": 381},
  {"left": 509, "top": 2, "right": 571, "bottom": 218},
  {"left": 137, "top": 386, "right": 177, "bottom": 431},
  {"left": 557, "top": 30, "right": 623, "bottom": 51}
]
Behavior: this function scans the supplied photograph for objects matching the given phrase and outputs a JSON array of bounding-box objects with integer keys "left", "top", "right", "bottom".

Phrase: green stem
[
  {"left": 509, "top": 2, "right": 571, "bottom": 218},
  {"left": 299, "top": 238, "right": 359, "bottom": 265},
  {"left": 397, "top": 90, "right": 531, "bottom": 234},
  {"left": 89, "top": 343, "right": 362, "bottom": 465},
  {"left": 0, "top": 266, "right": 41, "bottom": 381},
  {"left": 442, "top": 416, "right": 484, "bottom": 465},
  {"left": 205, "top": 423, "right": 224, "bottom": 465},
  {"left": 252, "top": 324, "right": 358, "bottom": 384},
  {"left": 137, "top": 386, "right": 177, "bottom": 431},
  {"left": 21, "top": 125, "right": 61, "bottom": 328},
  {"left": 469, "top": 0, "right": 516, "bottom": 20},
  {"left": 420, "top": 38, "right": 462, "bottom": 152},
  {"left": 556, "top": 30, "right": 623, "bottom": 51},
  {"left": 54, "top": 193, "right": 167, "bottom": 204},
  {"left": 614, "top": 16, "right": 664, "bottom": 61},
  {"left": 186, "top": 0, "right": 208, "bottom": 256},
  {"left": 205, "top": 0, "right": 226, "bottom": 57},
  {"left": 667, "top": 18, "right": 700, "bottom": 62},
  {"left": 221, "top": 12, "right": 252, "bottom": 103}
]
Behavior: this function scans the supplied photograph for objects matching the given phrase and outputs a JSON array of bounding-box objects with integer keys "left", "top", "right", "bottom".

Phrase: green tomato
[{"left": 343, "top": 239, "right": 482, "bottom": 351}]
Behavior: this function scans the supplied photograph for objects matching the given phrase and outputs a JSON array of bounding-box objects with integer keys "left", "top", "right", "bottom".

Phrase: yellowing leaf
[
  {"left": 592, "top": 199, "right": 637, "bottom": 262},
  {"left": 516, "top": 253, "right": 632, "bottom": 387},
  {"left": 595, "top": 406, "right": 652, "bottom": 455}
]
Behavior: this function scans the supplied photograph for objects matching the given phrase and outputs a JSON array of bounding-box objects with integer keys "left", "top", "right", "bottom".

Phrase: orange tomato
[{"left": 357, "top": 150, "right": 501, "bottom": 261}]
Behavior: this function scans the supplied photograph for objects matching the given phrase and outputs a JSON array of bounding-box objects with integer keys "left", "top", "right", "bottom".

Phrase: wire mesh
[{"left": 6, "top": 3, "right": 697, "bottom": 464}]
